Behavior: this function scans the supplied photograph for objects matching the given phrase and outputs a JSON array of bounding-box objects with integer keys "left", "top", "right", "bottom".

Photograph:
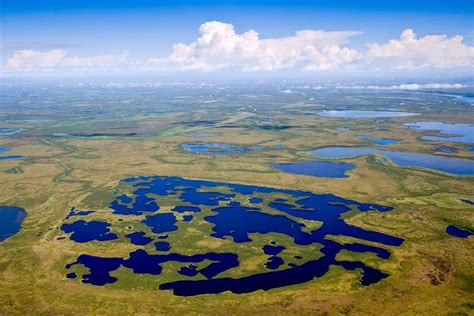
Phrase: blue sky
[{"left": 1, "top": 0, "right": 473, "bottom": 75}]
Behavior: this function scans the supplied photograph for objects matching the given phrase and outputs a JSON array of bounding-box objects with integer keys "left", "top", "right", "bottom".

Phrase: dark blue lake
[
  {"left": 65, "top": 207, "right": 95, "bottom": 220},
  {"left": 356, "top": 135, "right": 399, "bottom": 145},
  {"left": 263, "top": 244, "right": 286, "bottom": 269},
  {"left": 317, "top": 110, "right": 420, "bottom": 118},
  {"left": 64, "top": 175, "right": 404, "bottom": 296},
  {"left": 0, "top": 206, "right": 27, "bottom": 241},
  {"left": 405, "top": 122, "right": 474, "bottom": 144},
  {"left": 446, "top": 225, "right": 472, "bottom": 238},
  {"left": 61, "top": 220, "right": 118, "bottom": 243},
  {"left": 270, "top": 161, "right": 355, "bottom": 178},
  {"left": 154, "top": 241, "right": 171, "bottom": 251},
  {"left": 312, "top": 147, "right": 474, "bottom": 175},
  {"left": 182, "top": 143, "right": 264, "bottom": 155},
  {"left": 126, "top": 232, "right": 153, "bottom": 245}
]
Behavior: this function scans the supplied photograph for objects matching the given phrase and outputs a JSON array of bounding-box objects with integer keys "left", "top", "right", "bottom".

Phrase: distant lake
[
  {"left": 271, "top": 161, "right": 355, "bottom": 178},
  {"left": 356, "top": 135, "right": 399, "bottom": 145},
  {"left": 433, "top": 92, "right": 474, "bottom": 104},
  {"left": 182, "top": 143, "right": 264, "bottom": 155},
  {"left": 272, "top": 144, "right": 285, "bottom": 149},
  {"left": 0, "top": 206, "right": 27, "bottom": 242},
  {"left": 191, "top": 133, "right": 217, "bottom": 137},
  {"left": 317, "top": 110, "right": 420, "bottom": 118},
  {"left": 0, "top": 148, "right": 24, "bottom": 160},
  {"left": 312, "top": 147, "right": 474, "bottom": 175},
  {"left": 432, "top": 146, "right": 457, "bottom": 154},
  {"left": 405, "top": 122, "right": 474, "bottom": 144},
  {"left": 256, "top": 119, "right": 279, "bottom": 124},
  {"left": 53, "top": 132, "right": 139, "bottom": 138},
  {"left": 0, "top": 128, "right": 24, "bottom": 136}
]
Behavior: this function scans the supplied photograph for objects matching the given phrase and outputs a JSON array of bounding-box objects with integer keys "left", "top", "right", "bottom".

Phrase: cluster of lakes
[
  {"left": 180, "top": 120, "right": 473, "bottom": 177},
  {"left": 62, "top": 175, "right": 405, "bottom": 296},
  {"left": 271, "top": 142, "right": 474, "bottom": 177},
  {"left": 2, "top": 112, "right": 470, "bottom": 295},
  {"left": 180, "top": 139, "right": 473, "bottom": 176},
  {"left": 312, "top": 147, "right": 474, "bottom": 176},
  {"left": 404, "top": 122, "right": 474, "bottom": 145},
  {"left": 318, "top": 114, "right": 474, "bottom": 152}
]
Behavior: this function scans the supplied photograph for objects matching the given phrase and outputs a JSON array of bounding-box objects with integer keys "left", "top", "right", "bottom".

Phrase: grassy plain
[{"left": 0, "top": 83, "right": 472, "bottom": 315}]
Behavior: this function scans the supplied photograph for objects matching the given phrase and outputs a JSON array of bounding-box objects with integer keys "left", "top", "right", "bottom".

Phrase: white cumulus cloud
[
  {"left": 335, "top": 83, "right": 466, "bottom": 90},
  {"left": 3, "top": 23, "right": 473, "bottom": 74},
  {"left": 6, "top": 49, "right": 67, "bottom": 69},
  {"left": 381, "top": 83, "right": 466, "bottom": 90},
  {"left": 149, "top": 21, "right": 362, "bottom": 71},
  {"left": 367, "top": 29, "right": 474, "bottom": 69},
  {"left": 5, "top": 49, "right": 129, "bottom": 71}
]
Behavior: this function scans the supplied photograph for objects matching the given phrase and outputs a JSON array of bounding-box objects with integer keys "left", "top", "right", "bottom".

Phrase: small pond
[
  {"left": 182, "top": 143, "right": 264, "bottom": 155},
  {"left": 446, "top": 225, "right": 472, "bottom": 238},
  {"left": 271, "top": 161, "right": 355, "bottom": 178},
  {"left": 356, "top": 135, "right": 399, "bottom": 145}
]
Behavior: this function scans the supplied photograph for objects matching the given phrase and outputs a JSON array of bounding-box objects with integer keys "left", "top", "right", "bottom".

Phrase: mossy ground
[{"left": 0, "top": 87, "right": 473, "bottom": 315}]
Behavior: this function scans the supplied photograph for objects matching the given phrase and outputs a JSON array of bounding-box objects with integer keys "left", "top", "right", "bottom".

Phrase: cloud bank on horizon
[{"left": 3, "top": 21, "right": 474, "bottom": 74}]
